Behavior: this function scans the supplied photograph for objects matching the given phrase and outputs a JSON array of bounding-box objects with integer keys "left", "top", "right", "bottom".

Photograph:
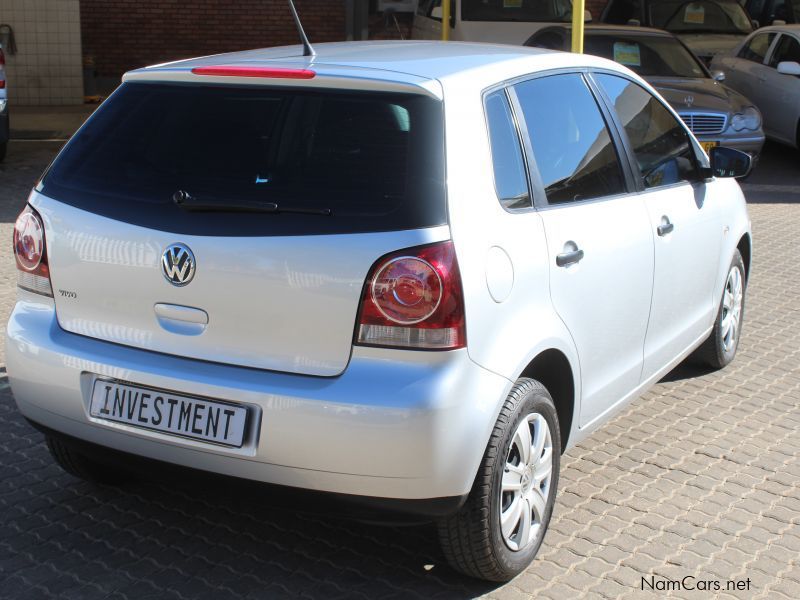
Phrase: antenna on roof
[{"left": 288, "top": 0, "right": 315, "bottom": 58}]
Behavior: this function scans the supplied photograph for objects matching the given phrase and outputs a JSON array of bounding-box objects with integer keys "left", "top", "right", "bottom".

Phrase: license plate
[
  {"left": 90, "top": 380, "right": 248, "bottom": 447},
  {"left": 701, "top": 141, "right": 719, "bottom": 153}
]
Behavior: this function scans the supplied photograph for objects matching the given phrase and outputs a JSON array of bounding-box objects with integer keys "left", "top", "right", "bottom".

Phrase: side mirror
[
  {"left": 584, "top": 9, "right": 593, "bottom": 22},
  {"left": 712, "top": 70, "right": 726, "bottom": 82},
  {"left": 773, "top": 19, "right": 787, "bottom": 25},
  {"left": 777, "top": 61, "right": 800, "bottom": 76},
  {"left": 626, "top": 18, "right": 641, "bottom": 26},
  {"left": 709, "top": 147, "right": 752, "bottom": 179}
]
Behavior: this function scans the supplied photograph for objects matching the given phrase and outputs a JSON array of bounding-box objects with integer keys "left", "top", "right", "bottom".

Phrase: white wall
[{"left": 0, "top": 0, "right": 83, "bottom": 105}]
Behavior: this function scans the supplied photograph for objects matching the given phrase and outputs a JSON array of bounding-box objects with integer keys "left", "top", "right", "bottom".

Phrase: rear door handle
[
  {"left": 657, "top": 218, "right": 674, "bottom": 237},
  {"left": 556, "top": 248, "right": 585, "bottom": 267}
]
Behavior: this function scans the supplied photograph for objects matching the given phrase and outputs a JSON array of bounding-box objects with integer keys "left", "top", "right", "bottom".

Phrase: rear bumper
[
  {"left": 6, "top": 294, "right": 511, "bottom": 503},
  {"left": 28, "top": 420, "right": 468, "bottom": 519}
]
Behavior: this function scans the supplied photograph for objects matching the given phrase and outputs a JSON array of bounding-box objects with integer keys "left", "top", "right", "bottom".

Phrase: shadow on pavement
[{"left": 0, "top": 381, "right": 496, "bottom": 599}]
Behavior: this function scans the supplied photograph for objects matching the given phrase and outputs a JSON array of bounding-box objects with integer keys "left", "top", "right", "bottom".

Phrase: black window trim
[
  {"left": 478, "top": 66, "right": 711, "bottom": 212},
  {"left": 505, "top": 68, "right": 639, "bottom": 210},
  {"left": 480, "top": 85, "right": 536, "bottom": 214},
  {"left": 586, "top": 68, "right": 711, "bottom": 193}
]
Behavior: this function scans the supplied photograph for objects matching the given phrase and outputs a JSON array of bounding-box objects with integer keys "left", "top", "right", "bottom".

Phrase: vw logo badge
[
  {"left": 684, "top": 95, "right": 694, "bottom": 107},
  {"left": 161, "top": 243, "right": 196, "bottom": 287}
]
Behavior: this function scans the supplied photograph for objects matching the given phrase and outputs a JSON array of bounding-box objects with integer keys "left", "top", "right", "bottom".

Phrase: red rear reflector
[
  {"left": 0, "top": 82, "right": 5, "bottom": 89},
  {"left": 191, "top": 66, "right": 316, "bottom": 79}
]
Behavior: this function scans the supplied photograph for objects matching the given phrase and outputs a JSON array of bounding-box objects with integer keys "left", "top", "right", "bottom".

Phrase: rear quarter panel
[{"left": 441, "top": 72, "right": 582, "bottom": 448}]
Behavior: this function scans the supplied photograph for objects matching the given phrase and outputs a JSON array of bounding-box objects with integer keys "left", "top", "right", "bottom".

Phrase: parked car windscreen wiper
[{"left": 172, "top": 190, "right": 333, "bottom": 216}]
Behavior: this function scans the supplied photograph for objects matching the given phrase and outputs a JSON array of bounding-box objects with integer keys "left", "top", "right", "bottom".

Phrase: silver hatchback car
[{"left": 7, "top": 41, "right": 752, "bottom": 581}]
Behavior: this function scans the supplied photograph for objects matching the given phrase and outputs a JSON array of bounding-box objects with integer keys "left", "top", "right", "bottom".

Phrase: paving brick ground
[{"left": 0, "top": 140, "right": 798, "bottom": 599}]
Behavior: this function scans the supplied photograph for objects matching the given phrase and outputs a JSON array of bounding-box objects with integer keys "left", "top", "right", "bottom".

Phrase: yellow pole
[
  {"left": 571, "top": 0, "right": 585, "bottom": 53},
  {"left": 442, "top": 0, "right": 451, "bottom": 41}
]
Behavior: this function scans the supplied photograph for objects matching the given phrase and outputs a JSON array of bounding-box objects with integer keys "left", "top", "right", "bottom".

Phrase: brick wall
[
  {"left": 80, "top": 0, "right": 613, "bottom": 80},
  {"left": 80, "top": 0, "right": 345, "bottom": 78}
]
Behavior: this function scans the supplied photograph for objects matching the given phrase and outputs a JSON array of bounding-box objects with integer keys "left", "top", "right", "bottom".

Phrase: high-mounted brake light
[
  {"left": 191, "top": 66, "right": 316, "bottom": 80},
  {"left": 13, "top": 206, "right": 53, "bottom": 297},
  {"left": 0, "top": 48, "right": 6, "bottom": 89},
  {"left": 355, "top": 241, "right": 466, "bottom": 350}
]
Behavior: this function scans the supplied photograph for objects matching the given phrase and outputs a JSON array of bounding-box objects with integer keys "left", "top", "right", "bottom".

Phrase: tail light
[
  {"left": 13, "top": 206, "right": 53, "bottom": 297},
  {"left": 355, "top": 241, "right": 466, "bottom": 350},
  {"left": 0, "top": 47, "right": 5, "bottom": 89}
]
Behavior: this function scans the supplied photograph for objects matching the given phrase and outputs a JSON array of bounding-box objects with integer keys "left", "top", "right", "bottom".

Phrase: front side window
[
  {"left": 513, "top": 73, "right": 627, "bottom": 204},
  {"left": 485, "top": 91, "right": 530, "bottom": 210},
  {"left": 768, "top": 34, "right": 800, "bottom": 67},
  {"left": 739, "top": 32, "right": 776, "bottom": 62},
  {"left": 595, "top": 73, "right": 701, "bottom": 189}
]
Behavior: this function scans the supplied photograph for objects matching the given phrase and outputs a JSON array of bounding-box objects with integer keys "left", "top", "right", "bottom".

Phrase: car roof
[{"left": 124, "top": 40, "right": 634, "bottom": 99}]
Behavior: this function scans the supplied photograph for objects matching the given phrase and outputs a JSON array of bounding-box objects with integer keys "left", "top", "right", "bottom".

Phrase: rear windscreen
[{"left": 40, "top": 82, "right": 447, "bottom": 236}]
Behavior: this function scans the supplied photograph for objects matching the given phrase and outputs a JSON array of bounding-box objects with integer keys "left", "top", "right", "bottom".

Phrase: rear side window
[
  {"left": 595, "top": 74, "right": 701, "bottom": 189},
  {"left": 41, "top": 83, "right": 446, "bottom": 236},
  {"left": 485, "top": 91, "right": 530, "bottom": 210},
  {"left": 739, "top": 32, "right": 776, "bottom": 62},
  {"left": 513, "top": 73, "right": 627, "bottom": 205}
]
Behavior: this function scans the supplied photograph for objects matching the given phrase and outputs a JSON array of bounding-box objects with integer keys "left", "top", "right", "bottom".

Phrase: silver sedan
[{"left": 712, "top": 24, "right": 800, "bottom": 148}]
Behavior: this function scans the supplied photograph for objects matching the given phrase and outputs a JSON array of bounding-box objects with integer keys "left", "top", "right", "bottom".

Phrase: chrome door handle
[
  {"left": 657, "top": 218, "right": 674, "bottom": 237},
  {"left": 556, "top": 248, "right": 585, "bottom": 267}
]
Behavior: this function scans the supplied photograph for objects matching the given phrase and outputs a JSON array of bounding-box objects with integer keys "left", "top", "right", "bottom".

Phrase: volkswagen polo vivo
[{"left": 6, "top": 41, "right": 752, "bottom": 581}]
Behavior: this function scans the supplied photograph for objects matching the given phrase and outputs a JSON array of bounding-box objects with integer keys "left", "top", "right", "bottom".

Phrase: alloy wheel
[{"left": 721, "top": 266, "right": 744, "bottom": 353}]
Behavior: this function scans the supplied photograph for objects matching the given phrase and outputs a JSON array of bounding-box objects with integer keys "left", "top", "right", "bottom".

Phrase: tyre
[
  {"left": 45, "top": 435, "right": 128, "bottom": 485},
  {"left": 0, "top": 142, "right": 6, "bottom": 162},
  {"left": 438, "top": 378, "right": 560, "bottom": 582},
  {"left": 694, "top": 249, "right": 746, "bottom": 369}
]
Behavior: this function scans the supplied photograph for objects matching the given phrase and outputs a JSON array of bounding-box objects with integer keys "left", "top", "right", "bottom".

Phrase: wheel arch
[
  {"left": 737, "top": 232, "right": 752, "bottom": 283},
  {"left": 518, "top": 348, "right": 576, "bottom": 454}
]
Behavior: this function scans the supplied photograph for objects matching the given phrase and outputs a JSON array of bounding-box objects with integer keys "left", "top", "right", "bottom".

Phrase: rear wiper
[{"left": 172, "top": 190, "right": 332, "bottom": 216}]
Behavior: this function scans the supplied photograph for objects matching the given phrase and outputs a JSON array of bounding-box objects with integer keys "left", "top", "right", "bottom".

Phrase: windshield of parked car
[
  {"left": 650, "top": 1, "right": 753, "bottom": 33},
  {"left": 586, "top": 33, "right": 709, "bottom": 78},
  {"left": 462, "top": 0, "right": 573, "bottom": 22}
]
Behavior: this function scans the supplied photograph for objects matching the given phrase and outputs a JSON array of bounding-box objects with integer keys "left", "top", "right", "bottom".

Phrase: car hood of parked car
[
  {"left": 648, "top": 76, "right": 753, "bottom": 114},
  {"left": 676, "top": 33, "right": 747, "bottom": 59}
]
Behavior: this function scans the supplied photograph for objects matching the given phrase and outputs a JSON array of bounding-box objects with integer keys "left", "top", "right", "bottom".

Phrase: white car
[
  {"left": 7, "top": 40, "right": 752, "bottom": 581},
  {"left": 711, "top": 24, "right": 800, "bottom": 148}
]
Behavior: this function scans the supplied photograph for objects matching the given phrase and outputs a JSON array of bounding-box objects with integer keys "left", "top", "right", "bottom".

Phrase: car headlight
[{"left": 731, "top": 106, "right": 761, "bottom": 131}]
